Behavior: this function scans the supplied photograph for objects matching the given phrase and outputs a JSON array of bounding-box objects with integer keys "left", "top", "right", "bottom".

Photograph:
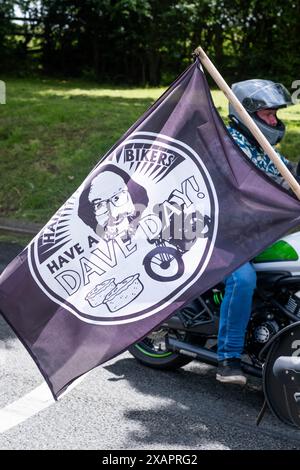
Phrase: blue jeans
[{"left": 217, "top": 262, "right": 256, "bottom": 361}]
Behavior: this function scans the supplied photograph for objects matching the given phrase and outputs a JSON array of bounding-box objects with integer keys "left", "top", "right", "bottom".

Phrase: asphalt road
[{"left": 1, "top": 242, "right": 300, "bottom": 450}]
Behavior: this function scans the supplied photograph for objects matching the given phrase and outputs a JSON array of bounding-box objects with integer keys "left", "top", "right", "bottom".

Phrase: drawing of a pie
[
  {"left": 85, "top": 278, "right": 116, "bottom": 307},
  {"left": 104, "top": 274, "right": 143, "bottom": 312}
]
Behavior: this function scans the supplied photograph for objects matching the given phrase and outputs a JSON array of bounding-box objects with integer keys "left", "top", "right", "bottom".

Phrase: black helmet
[{"left": 229, "top": 79, "right": 292, "bottom": 145}]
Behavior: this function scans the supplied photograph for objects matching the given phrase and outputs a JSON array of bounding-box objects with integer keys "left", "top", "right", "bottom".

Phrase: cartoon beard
[{"left": 95, "top": 212, "right": 134, "bottom": 240}]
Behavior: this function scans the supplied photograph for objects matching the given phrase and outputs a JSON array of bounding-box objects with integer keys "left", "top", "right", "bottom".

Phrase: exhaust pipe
[
  {"left": 167, "top": 337, "right": 262, "bottom": 378},
  {"left": 167, "top": 336, "right": 218, "bottom": 366}
]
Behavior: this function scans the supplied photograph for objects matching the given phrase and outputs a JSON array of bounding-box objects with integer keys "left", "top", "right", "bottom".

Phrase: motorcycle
[{"left": 129, "top": 230, "right": 300, "bottom": 428}]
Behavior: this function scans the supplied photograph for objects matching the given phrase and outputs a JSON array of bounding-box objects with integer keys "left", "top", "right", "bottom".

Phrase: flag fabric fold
[{"left": 1, "top": 59, "right": 300, "bottom": 398}]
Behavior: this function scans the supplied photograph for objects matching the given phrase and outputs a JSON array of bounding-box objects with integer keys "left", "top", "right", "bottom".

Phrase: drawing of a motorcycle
[{"left": 143, "top": 214, "right": 212, "bottom": 282}]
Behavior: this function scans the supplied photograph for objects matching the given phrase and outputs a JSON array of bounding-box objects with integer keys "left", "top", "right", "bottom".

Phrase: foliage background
[{"left": 1, "top": 0, "right": 300, "bottom": 85}]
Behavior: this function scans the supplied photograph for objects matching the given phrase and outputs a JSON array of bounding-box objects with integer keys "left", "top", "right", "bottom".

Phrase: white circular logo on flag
[{"left": 29, "top": 133, "right": 219, "bottom": 324}]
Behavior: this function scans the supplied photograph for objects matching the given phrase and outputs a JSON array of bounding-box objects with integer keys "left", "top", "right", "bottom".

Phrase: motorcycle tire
[{"left": 128, "top": 329, "right": 193, "bottom": 370}]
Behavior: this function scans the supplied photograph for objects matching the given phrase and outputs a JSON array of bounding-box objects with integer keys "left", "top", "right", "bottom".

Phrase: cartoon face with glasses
[{"left": 78, "top": 165, "right": 149, "bottom": 241}]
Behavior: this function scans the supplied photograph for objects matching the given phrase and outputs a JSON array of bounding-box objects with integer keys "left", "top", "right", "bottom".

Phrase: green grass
[
  {"left": 0, "top": 77, "right": 165, "bottom": 224},
  {"left": 0, "top": 231, "right": 32, "bottom": 245},
  {"left": 1, "top": 77, "right": 300, "bottom": 224}
]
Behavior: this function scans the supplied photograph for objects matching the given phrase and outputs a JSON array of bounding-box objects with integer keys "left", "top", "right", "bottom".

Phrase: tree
[{"left": 1, "top": 0, "right": 299, "bottom": 86}]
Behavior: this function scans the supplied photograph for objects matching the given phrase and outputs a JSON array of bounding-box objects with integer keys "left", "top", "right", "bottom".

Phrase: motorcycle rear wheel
[{"left": 128, "top": 328, "right": 194, "bottom": 370}]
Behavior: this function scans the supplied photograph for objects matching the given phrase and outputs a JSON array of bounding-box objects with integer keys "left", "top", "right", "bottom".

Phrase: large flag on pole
[{"left": 1, "top": 59, "right": 300, "bottom": 398}]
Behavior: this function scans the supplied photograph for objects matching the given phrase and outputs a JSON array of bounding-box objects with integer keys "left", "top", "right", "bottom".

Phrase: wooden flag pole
[{"left": 194, "top": 46, "right": 300, "bottom": 200}]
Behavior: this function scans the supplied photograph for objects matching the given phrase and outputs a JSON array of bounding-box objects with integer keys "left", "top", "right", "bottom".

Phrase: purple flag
[{"left": 1, "top": 59, "right": 300, "bottom": 398}]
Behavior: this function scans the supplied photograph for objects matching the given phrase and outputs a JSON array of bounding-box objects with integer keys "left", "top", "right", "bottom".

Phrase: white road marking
[{"left": 0, "top": 374, "right": 87, "bottom": 433}]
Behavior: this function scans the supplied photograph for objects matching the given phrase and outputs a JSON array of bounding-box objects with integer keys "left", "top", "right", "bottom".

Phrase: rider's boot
[{"left": 216, "top": 358, "right": 247, "bottom": 385}]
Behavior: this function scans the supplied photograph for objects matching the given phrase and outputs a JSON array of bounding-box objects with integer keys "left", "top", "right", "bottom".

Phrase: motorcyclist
[{"left": 216, "top": 79, "right": 297, "bottom": 385}]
